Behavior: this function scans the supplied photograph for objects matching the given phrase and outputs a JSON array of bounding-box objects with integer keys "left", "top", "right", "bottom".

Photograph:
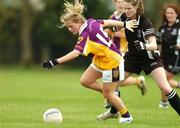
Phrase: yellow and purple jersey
[
  {"left": 110, "top": 12, "right": 128, "bottom": 54},
  {"left": 74, "top": 18, "right": 123, "bottom": 70}
]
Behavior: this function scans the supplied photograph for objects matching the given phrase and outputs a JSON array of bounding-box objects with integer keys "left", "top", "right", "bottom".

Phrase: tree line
[{"left": 0, "top": 0, "right": 179, "bottom": 67}]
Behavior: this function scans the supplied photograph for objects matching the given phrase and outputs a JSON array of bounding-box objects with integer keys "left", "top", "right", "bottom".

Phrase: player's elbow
[
  {"left": 72, "top": 50, "right": 81, "bottom": 58},
  {"left": 151, "top": 43, "right": 157, "bottom": 50},
  {"left": 73, "top": 53, "right": 80, "bottom": 58},
  {"left": 146, "top": 43, "right": 157, "bottom": 51}
]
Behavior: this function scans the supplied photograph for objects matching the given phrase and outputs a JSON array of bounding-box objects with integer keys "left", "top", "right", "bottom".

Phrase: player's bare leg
[
  {"left": 80, "top": 65, "right": 102, "bottom": 92},
  {"left": 159, "top": 71, "right": 180, "bottom": 108},
  {"left": 166, "top": 71, "right": 180, "bottom": 88},
  {"left": 119, "top": 75, "right": 147, "bottom": 95},
  {"left": 151, "top": 67, "right": 180, "bottom": 115},
  {"left": 97, "top": 82, "right": 133, "bottom": 124},
  {"left": 104, "top": 75, "right": 147, "bottom": 109}
]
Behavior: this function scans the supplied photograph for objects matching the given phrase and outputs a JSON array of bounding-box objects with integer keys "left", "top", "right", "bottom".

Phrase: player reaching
[{"left": 43, "top": 0, "right": 138, "bottom": 124}]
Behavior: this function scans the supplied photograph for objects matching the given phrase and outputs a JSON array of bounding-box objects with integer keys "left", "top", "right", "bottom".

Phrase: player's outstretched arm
[
  {"left": 43, "top": 50, "right": 81, "bottom": 69},
  {"left": 102, "top": 19, "right": 138, "bottom": 32}
]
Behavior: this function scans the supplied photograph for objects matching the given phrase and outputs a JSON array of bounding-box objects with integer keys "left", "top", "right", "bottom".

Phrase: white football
[{"left": 43, "top": 108, "right": 62, "bottom": 123}]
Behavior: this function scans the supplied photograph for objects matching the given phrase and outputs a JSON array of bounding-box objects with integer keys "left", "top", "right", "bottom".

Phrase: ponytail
[{"left": 60, "top": 0, "right": 86, "bottom": 28}]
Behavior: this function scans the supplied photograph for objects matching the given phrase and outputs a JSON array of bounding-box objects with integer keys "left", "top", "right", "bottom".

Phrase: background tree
[
  {"left": 0, "top": 0, "right": 179, "bottom": 67},
  {"left": 19, "top": 0, "right": 45, "bottom": 65},
  {"left": 0, "top": 1, "right": 19, "bottom": 63}
]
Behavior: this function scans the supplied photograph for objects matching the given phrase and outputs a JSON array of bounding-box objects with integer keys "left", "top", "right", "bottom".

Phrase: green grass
[{"left": 0, "top": 67, "right": 180, "bottom": 128}]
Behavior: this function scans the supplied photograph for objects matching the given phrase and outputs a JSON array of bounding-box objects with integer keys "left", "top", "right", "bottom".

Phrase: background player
[{"left": 157, "top": 3, "right": 180, "bottom": 108}]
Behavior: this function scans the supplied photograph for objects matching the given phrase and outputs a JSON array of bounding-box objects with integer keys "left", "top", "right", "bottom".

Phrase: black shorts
[
  {"left": 124, "top": 56, "right": 164, "bottom": 75},
  {"left": 163, "top": 57, "right": 180, "bottom": 74}
]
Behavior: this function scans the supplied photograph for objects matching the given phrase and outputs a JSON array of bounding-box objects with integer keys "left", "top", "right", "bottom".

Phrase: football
[{"left": 43, "top": 108, "right": 63, "bottom": 123}]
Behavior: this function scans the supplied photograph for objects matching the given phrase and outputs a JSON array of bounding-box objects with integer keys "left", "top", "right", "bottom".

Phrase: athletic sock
[
  {"left": 166, "top": 90, "right": 180, "bottom": 115},
  {"left": 122, "top": 111, "right": 130, "bottom": 118},
  {"left": 159, "top": 100, "right": 169, "bottom": 107},
  {"left": 119, "top": 107, "right": 130, "bottom": 118},
  {"left": 110, "top": 106, "right": 118, "bottom": 114}
]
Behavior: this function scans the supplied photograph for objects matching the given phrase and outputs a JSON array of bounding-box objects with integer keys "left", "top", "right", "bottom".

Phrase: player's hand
[
  {"left": 124, "top": 20, "right": 138, "bottom": 32},
  {"left": 152, "top": 51, "right": 160, "bottom": 59},
  {"left": 43, "top": 59, "right": 59, "bottom": 69},
  {"left": 134, "top": 40, "right": 146, "bottom": 51}
]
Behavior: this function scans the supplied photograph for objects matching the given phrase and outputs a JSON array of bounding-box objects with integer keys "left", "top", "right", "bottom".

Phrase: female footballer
[
  {"left": 121, "top": 0, "right": 180, "bottom": 115},
  {"left": 157, "top": 3, "right": 180, "bottom": 108},
  {"left": 97, "top": 0, "right": 147, "bottom": 121},
  {"left": 98, "top": 0, "right": 180, "bottom": 118},
  {"left": 109, "top": 0, "right": 147, "bottom": 95},
  {"left": 43, "top": 0, "right": 137, "bottom": 124}
]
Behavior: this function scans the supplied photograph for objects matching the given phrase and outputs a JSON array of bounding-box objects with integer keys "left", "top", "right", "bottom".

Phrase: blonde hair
[
  {"left": 60, "top": 0, "right": 86, "bottom": 27},
  {"left": 124, "top": 0, "right": 144, "bottom": 15},
  {"left": 112, "top": 0, "right": 124, "bottom": 3}
]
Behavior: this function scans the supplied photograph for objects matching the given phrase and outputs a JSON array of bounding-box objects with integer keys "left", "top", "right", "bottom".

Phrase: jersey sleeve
[
  {"left": 142, "top": 18, "right": 155, "bottom": 39},
  {"left": 74, "top": 33, "right": 88, "bottom": 53},
  {"left": 96, "top": 19, "right": 104, "bottom": 25}
]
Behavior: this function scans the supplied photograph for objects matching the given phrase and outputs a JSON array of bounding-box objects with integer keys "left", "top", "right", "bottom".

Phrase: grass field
[{"left": 0, "top": 67, "right": 180, "bottom": 128}]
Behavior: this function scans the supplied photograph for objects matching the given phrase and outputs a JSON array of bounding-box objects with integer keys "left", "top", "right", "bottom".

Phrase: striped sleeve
[{"left": 142, "top": 18, "right": 155, "bottom": 39}]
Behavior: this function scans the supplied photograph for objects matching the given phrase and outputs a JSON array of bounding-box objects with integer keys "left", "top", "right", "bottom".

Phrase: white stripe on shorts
[
  {"left": 90, "top": 63, "right": 102, "bottom": 73},
  {"left": 119, "top": 59, "right": 125, "bottom": 81},
  {"left": 90, "top": 61, "right": 125, "bottom": 83}
]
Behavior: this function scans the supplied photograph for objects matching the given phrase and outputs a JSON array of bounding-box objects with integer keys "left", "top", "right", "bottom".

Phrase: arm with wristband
[
  {"left": 43, "top": 50, "right": 81, "bottom": 69},
  {"left": 102, "top": 19, "right": 138, "bottom": 32},
  {"left": 134, "top": 36, "right": 157, "bottom": 51}
]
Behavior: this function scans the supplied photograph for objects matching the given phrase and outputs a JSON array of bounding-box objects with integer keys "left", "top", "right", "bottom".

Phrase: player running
[
  {"left": 43, "top": 0, "right": 137, "bottom": 124},
  {"left": 97, "top": 0, "right": 147, "bottom": 120},
  {"left": 157, "top": 3, "right": 180, "bottom": 108},
  {"left": 97, "top": 0, "right": 180, "bottom": 119},
  {"left": 109, "top": 0, "right": 147, "bottom": 95}
]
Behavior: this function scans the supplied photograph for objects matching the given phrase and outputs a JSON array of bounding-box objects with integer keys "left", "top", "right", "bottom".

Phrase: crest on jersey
[
  {"left": 112, "top": 68, "right": 119, "bottom": 79},
  {"left": 171, "top": 29, "right": 177, "bottom": 36},
  {"left": 161, "top": 29, "right": 165, "bottom": 33}
]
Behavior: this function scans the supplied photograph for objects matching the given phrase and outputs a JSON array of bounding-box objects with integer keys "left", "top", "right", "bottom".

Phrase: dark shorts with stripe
[
  {"left": 124, "top": 55, "right": 164, "bottom": 75},
  {"left": 163, "top": 57, "right": 180, "bottom": 74}
]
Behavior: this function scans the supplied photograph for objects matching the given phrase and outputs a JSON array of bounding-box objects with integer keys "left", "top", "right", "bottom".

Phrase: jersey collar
[
  {"left": 114, "top": 11, "right": 124, "bottom": 19},
  {"left": 136, "top": 16, "right": 141, "bottom": 25},
  {"left": 127, "top": 16, "right": 140, "bottom": 25},
  {"left": 79, "top": 21, "right": 88, "bottom": 35}
]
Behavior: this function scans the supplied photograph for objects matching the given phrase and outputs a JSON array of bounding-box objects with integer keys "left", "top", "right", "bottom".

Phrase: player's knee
[
  {"left": 102, "top": 90, "right": 111, "bottom": 100},
  {"left": 80, "top": 77, "right": 91, "bottom": 87}
]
